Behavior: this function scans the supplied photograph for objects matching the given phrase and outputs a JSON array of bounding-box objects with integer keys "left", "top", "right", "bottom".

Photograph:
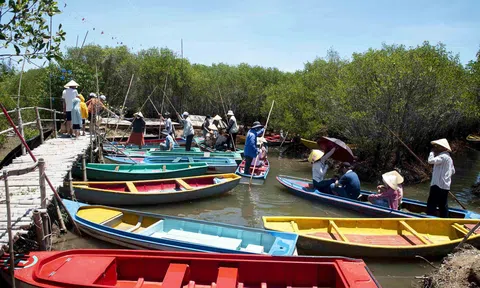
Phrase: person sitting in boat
[
  {"left": 368, "top": 170, "right": 404, "bottom": 209},
  {"left": 244, "top": 121, "right": 265, "bottom": 175},
  {"left": 309, "top": 147, "right": 337, "bottom": 194},
  {"left": 127, "top": 112, "right": 146, "bottom": 149},
  {"left": 159, "top": 130, "right": 174, "bottom": 151},
  {"left": 215, "top": 130, "right": 228, "bottom": 151},
  {"left": 249, "top": 138, "right": 268, "bottom": 167},
  {"left": 330, "top": 162, "right": 361, "bottom": 200},
  {"left": 206, "top": 124, "right": 218, "bottom": 148}
]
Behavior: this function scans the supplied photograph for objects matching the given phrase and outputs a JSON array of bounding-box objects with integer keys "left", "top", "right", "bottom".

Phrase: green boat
[
  {"left": 121, "top": 149, "right": 243, "bottom": 164},
  {"left": 73, "top": 163, "right": 209, "bottom": 181}
]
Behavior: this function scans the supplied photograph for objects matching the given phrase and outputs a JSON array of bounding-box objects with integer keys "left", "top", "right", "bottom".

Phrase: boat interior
[
  {"left": 78, "top": 207, "right": 280, "bottom": 254},
  {"left": 286, "top": 177, "right": 467, "bottom": 218},
  {"left": 266, "top": 217, "right": 480, "bottom": 247},
  {"left": 32, "top": 252, "right": 362, "bottom": 288},
  {"left": 145, "top": 157, "right": 236, "bottom": 165},
  {"left": 89, "top": 163, "right": 204, "bottom": 173},
  {"left": 74, "top": 175, "right": 234, "bottom": 193},
  {"left": 238, "top": 159, "right": 268, "bottom": 176}
]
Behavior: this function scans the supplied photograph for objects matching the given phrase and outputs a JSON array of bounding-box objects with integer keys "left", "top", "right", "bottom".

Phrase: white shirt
[
  {"left": 181, "top": 117, "right": 194, "bottom": 137},
  {"left": 165, "top": 118, "right": 172, "bottom": 134},
  {"left": 428, "top": 151, "right": 455, "bottom": 190},
  {"left": 62, "top": 88, "right": 78, "bottom": 111},
  {"left": 312, "top": 148, "right": 336, "bottom": 182}
]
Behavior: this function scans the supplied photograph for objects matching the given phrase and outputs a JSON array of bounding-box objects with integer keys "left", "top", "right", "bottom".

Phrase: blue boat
[
  {"left": 277, "top": 175, "right": 480, "bottom": 219},
  {"left": 63, "top": 199, "right": 298, "bottom": 255},
  {"left": 105, "top": 155, "right": 238, "bottom": 174}
]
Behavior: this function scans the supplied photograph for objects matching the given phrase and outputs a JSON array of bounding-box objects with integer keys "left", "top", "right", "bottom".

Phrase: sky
[{"left": 9, "top": 0, "right": 480, "bottom": 71}]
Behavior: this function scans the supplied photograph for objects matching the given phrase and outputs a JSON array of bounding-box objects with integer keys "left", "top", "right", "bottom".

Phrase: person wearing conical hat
[
  {"left": 127, "top": 112, "right": 146, "bottom": 149},
  {"left": 427, "top": 138, "right": 455, "bottom": 217},
  {"left": 309, "top": 147, "right": 337, "bottom": 193},
  {"left": 62, "top": 80, "right": 79, "bottom": 136},
  {"left": 368, "top": 170, "right": 404, "bottom": 210},
  {"left": 225, "top": 110, "right": 238, "bottom": 150}
]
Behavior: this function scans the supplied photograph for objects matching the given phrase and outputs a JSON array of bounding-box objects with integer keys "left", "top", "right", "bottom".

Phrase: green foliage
[{"left": 0, "top": 0, "right": 65, "bottom": 61}]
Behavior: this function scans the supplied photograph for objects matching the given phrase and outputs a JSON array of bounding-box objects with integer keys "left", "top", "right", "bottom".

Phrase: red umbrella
[{"left": 317, "top": 137, "right": 354, "bottom": 163}]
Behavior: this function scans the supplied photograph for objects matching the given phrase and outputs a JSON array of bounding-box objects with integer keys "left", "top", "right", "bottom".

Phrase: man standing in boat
[
  {"left": 427, "top": 138, "right": 455, "bottom": 217},
  {"left": 178, "top": 111, "right": 194, "bottom": 151},
  {"left": 244, "top": 121, "right": 265, "bottom": 175}
]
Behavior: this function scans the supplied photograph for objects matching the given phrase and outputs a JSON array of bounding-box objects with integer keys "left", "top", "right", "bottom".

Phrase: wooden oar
[
  {"left": 382, "top": 123, "right": 467, "bottom": 210},
  {"left": 249, "top": 100, "right": 275, "bottom": 191}
]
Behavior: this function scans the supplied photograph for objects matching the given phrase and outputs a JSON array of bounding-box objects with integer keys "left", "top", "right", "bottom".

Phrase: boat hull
[
  {"left": 276, "top": 175, "right": 480, "bottom": 219},
  {"left": 73, "top": 174, "right": 241, "bottom": 206},
  {"left": 122, "top": 150, "right": 243, "bottom": 164},
  {"left": 300, "top": 138, "right": 318, "bottom": 149},
  {"left": 80, "top": 163, "right": 208, "bottom": 181},
  {"left": 235, "top": 159, "right": 270, "bottom": 180}
]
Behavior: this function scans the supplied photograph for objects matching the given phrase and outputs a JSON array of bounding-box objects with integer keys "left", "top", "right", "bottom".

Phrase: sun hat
[
  {"left": 64, "top": 80, "right": 79, "bottom": 88},
  {"left": 89, "top": 92, "right": 97, "bottom": 98},
  {"left": 161, "top": 129, "right": 170, "bottom": 136},
  {"left": 308, "top": 149, "right": 325, "bottom": 164},
  {"left": 213, "top": 115, "right": 222, "bottom": 121},
  {"left": 182, "top": 111, "right": 189, "bottom": 118},
  {"left": 430, "top": 138, "right": 451, "bottom": 152},
  {"left": 227, "top": 110, "right": 234, "bottom": 116},
  {"left": 134, "top": 112, "right": 144, "bottom": 118},
  {"left": 257, "top": 137, "right": 268, "bottom": 146},
  {"left": 100, "top": 95, "right": 106, "bottom": 101},
  {"left": 251, "top": 121, "right": 263, "bottom": 129},
  {"left": 382, "top": 170, "right": 404, "bottom": 190},
  {"left": 208, "top": 124, "right": 218, "bottom": 131}
]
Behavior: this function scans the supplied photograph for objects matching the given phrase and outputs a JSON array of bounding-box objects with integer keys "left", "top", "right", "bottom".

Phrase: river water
[{"left": 63, "top": 146, "right": 480, "bottom": 288}]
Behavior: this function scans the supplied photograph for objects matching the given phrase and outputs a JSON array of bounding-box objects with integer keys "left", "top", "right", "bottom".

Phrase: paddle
[
  {"left": 382, "top": 123, "right": 467, "bottom": 210},
  {"left": 248, "top": 100, "right": 275, "bottom": 191}
]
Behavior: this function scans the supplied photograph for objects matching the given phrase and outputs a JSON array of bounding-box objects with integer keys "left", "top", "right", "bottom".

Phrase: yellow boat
[
  {"left": 467, "top": 134, "right": 480, "bottom": 142},
  {"left": 300, "top": 138, "right": 318, "bottom": 149},
  {"left": 262, "top": 216, "right": 480, "bottom": 258}
]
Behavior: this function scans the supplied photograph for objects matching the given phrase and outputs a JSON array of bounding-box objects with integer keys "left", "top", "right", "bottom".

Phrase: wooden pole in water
[
  {"left": 114, "top": 74, "right": 135, "bottom": 135},
  {"left": 381, "top": 123, "right": 467, "bottom": 210},
  {"left": 159, "top": 74, "right": 168, "bottom": 139},
  {"left": 249, "top": 100, "right": 275, "bottom": 191}
]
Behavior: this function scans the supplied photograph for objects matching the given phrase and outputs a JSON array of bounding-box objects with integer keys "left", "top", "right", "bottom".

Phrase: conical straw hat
[
  {"left": 134, "top": 112, "right": 144, "bottom": 118},
  {"left": 64, "top": 80, "right": 79, "bottom": 88},
  {"left": 430, "top": 138, "right": 451, "bottom": 152},
  {"left": 213, "top": 115, "right": 222, "bottom": 121},
  {"left": 308, "top": 149, "right": 325, "bottom": 164},
  {"left": 382, "top": 170, "right": 404, "bottom": 190}
]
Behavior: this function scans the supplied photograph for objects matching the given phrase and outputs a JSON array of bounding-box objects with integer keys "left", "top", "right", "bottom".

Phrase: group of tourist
[
  {"left": 61, "top": 80, "right": 106, "bottom": 138},
  {"left": 310, "top": 138, "right": 455, "bottom": 217}
]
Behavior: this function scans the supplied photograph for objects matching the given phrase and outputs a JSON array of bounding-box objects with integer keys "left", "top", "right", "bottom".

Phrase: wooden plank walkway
[{"left": 0, "top": 134, "right": 91, "bottom": 246}]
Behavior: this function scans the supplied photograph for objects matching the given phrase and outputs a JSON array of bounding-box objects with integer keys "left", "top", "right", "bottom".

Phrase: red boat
[
  {"left": 1, "top": 249, "right": 381, "bottom": 288},
  {"left": 265, "top": 135, "right": 291, "bottom": 146}
]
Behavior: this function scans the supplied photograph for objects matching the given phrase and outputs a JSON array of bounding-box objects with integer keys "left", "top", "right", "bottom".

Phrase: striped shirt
[{"left": 428, "top": 151, "right": 455, "bottom": 190}]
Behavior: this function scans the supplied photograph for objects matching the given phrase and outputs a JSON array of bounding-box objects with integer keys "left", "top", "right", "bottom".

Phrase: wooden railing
[{"left": 0, "top": 107, "right": 64, "bottom": 155}]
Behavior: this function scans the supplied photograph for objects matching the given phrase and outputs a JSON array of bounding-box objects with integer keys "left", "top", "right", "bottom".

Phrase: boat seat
[
  {"left": 78, "top": 208, "right": 123, "bottom": 225},
  {"left": 138, "top": 220, "right": 164, "bottom": 236},
  {"left": 126, "top": 182, "right": 138, "bottom": 193},
  {"left": 176, "top": 179, "right": 193, "bottom": 190},
  {"left": 162, "top": 263, "right": 189, "bottom": 288},
  {"left": 216, "top": 267, "right": 238, "bottom": 288},
  {"left": 127, "top": 216, "right": 144, "bottom": 233},
  {"left": 398, "top": 221, "right": 430, "bottom": 245},
  {"left": 133, "top": 278, "right": 144, "bottom": 288},
  {"left": 452, "top": 223, "right": 469, "bottom": 236},
  {"left": 151, "top": 229, "right": 242, "bottom": 250}
]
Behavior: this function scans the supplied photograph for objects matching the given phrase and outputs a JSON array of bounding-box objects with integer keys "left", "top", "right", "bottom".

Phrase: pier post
[
  {"left": 53, "top": 109, "right": 57, "bottom": 138},
  {"left": 53, "top": 197, "right": 66, "bottom": 233},
  {"left": 68, "top": 170, "right": 75, "bottom": 199},
  {"left": 38, "top": 158, "right": 46, "bottom": 209},
  {"left": 35, "top": 106, "right": 44, "bottom": 144},
  {"left": 3, "top": 170, "right": 17, "bottom": 288},
  {"left": 17, "top": 108, "right": 26, "bottom": 155},
  {"left": 97, "top": 135, "right": 104, "bottom": 163},
  {"left": 33, "top": 210, "right": 46, "bottom": 251},
  {"left": 81, "top": 154, "right": 87, "bottom": 181},
  {"left": 41, "top": 211, "right": 51, "bottom": 250}
]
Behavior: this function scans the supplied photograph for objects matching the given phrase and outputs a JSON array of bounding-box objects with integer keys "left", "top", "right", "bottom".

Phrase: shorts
[
  {"left": 82, "top": 119, "right": 86, "bottom": 125},
  {"left": 72, "top": 124, "right": 81, "bottom": 130},
  {"left": 66, "top": 111, "right": 72, "bottom": 121}
]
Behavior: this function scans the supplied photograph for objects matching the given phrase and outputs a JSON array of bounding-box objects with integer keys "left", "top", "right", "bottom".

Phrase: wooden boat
[
  {"left": 265, "top": 134, "right": 291, "bottom": 146},
  {"left": 196, "top": 142, "right": 244, "bottom": 157},
  {"left": 236, "top": 158, "right": 270, "bottom": 185},
  {"left": 62, "top": 200, "right": 298, "bottom": 255},
  {"left": 121, "top": 149, "right": 243, "bottom": 164},
  {"left": 72, "top": 174, "right": 241, "bottom": 206},
  {"left": 1, "top": 249, "right": 380, "bottom": 288},
  {"left": 467, "top": 134, "right": 480, "bottom": 142},
  {"left": 300, "top": 138, "right": 318, "bottom": 149},
  {"left": 263, "top": 216, "right": 480, "bottom": 258},
  {"left": 105, "top": 156, "right": 238, "bottom": 174},
  {"left": 277, "top": 175, "right": 480, "bottom": 219},
  {"left": 73, "top": 163, "right": 209, "bottom": 181},
  {"left": 107, "top": 136, "right": 186, "bottom": 146},
  {"left": 106, "top": 146, "right": 201, "bottom": 155}
]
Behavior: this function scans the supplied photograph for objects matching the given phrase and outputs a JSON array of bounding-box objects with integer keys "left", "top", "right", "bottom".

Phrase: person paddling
[
  {"left": 244, "top": 121, "right": 265, "bottom": 175},
  {"left": 427, "top": 138, "right": 455, "bottom": 217}
]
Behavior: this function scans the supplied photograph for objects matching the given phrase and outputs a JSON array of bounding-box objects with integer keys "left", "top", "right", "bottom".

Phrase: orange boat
[{"left": 1, "top": 249, "right": 381, "bottom": 288}]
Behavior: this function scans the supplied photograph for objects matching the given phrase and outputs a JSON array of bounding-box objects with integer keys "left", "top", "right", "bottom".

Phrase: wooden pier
[{"left": 0, "top": 134, "right": 91, "bottom": 246}]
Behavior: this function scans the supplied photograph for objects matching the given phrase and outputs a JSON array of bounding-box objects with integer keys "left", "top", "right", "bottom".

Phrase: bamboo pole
[
  {"left": 114, "top": 74, "right": 135, "bottom": 135},
  {"left": 3, "top": 170, "right": 16, "bottom": 288},
  {"left": 159, "top": 74, "right": 168, "bottom": 138},
  {"left": 249, "top": 100, "right": 275, "bottom": 191},
  {"left": 38, "top": 158, "right": 46, "bottom": 209},
  {"left": 381, "top": 123, "right": 467, "bottom": 210}
]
